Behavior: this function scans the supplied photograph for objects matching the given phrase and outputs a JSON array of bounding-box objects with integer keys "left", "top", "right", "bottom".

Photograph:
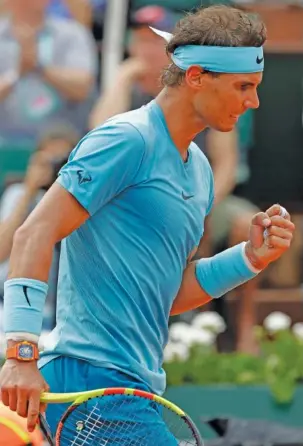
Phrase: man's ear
[{"left": 185, "top": 65, "right": 205, "bottom": 90}]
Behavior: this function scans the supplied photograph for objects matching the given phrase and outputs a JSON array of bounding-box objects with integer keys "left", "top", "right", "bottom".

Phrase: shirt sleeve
[{"left": 57, "top": 122, "right": 146, "bottom": 216}]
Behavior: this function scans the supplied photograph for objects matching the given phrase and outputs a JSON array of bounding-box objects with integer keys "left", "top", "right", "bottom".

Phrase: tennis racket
[{"left": 38, "top": 387, "right": 203, "bottom": 445}]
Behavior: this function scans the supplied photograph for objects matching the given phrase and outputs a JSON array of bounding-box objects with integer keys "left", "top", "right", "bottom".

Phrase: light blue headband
[{"left": 151, "top": 27, "right": 264, "bottom": 74}]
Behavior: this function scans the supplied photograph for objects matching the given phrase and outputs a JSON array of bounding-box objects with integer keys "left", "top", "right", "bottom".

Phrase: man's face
[
  {"left": 128, "top": 27, "right": 169, "bottom": 95},
  {"left": 188, "top": 69, "right": 262, "bottom": 132}
]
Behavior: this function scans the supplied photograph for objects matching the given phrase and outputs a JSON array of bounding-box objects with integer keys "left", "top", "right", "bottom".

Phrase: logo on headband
[{"left": 256, "top": 55, "right": 264, "bottom": 65}]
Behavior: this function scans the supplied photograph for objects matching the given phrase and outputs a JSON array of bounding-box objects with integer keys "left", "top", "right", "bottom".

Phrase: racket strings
[
  {"left": 58, "top": 395, "right": 200, "bottom": 445},
  {"left": 71, "top": 399, "right": 143, "bottom": 445},
  {"left": 70, "top": 403, "right": 104, "bottom": 446},
  {"left": 62, "top": 400, "right": 151, "bottom": 445}
]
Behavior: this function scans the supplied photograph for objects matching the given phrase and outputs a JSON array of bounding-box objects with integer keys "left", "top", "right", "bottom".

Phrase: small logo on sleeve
[{"left": 77, "top": 169, "right": 92, "bottom": 185}]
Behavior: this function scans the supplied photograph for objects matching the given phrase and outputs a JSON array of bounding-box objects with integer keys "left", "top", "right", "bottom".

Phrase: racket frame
[{"left": 40, "top": 387, "right": 203, "bottom": 446}]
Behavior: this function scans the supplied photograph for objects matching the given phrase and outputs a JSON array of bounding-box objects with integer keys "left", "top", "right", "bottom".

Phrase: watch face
[{"left": 18, "top": 344, "right": 34, "bottom": 359}]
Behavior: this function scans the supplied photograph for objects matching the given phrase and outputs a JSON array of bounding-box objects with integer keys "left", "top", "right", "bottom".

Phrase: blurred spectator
[
  {"left": 0, "top": 0, "right": 6, "bottom": 16},
  {"left": 130, "top": 0, "right": 233, "bottom": 10},
  {"left": 0, "top": 0, "right": 98, "bottom": 150},
  {"left": 89, "top": 5, "right": 177, "bottom": 127},
  {"left": 47, "top": 0, "right": 93, "bottom": 28},
  {"left": 0, "top": 402, "right": 43, "bottom": 445},
  {"left": 0, "top": 126, "right": 78, "bottom": 329}
]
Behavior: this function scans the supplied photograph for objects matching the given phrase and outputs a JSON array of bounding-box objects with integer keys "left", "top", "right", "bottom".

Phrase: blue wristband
[
  {"left": 195, "top": 242, "right": 259, "bottom": 299},
  {"left": 4, "top": 278, "right": 48, "bottom": 336}
]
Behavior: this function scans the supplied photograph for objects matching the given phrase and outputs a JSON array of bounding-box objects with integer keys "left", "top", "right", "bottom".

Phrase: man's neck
[{"left": 155, "top": 87, "right": 207, "bottom": 160}]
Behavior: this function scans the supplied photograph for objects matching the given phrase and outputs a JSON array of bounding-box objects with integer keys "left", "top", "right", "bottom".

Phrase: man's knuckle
[{"left": 8, "top": 385, "right": 18, "bottom": 393}]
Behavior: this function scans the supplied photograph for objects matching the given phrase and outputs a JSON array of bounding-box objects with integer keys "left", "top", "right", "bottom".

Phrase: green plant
[{"left": 164, "top": 327, "right": 303, "bottom": 404}]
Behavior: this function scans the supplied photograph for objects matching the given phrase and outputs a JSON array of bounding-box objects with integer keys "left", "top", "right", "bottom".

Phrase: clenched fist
[{"left": 245, "top": 204, "right": 295, "bottom": 270}]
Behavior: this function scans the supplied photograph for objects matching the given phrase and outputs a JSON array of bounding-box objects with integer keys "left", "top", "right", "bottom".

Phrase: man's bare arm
[
  {"left": 171, "top": 206, "right": 295, "bottom": 316},
  {"left": 9, "top": 183, "right": 89, "bottom": 281},
  {"left": 170, "top": 262, "right": 212, "bottom": 316}
]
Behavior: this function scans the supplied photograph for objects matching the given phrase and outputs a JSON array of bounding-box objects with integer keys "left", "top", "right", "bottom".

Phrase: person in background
[
  {"left": 0, "top": 0, "right": 98, "bottom": 149},
  {"left": 47, "top": 0, "right": 92, "bottom": 28},
  {"left": 89, "top": 5, "right": 176, "bottom": 128},
  {"left": 0, "top": 126, "right": 78, "bottom": 329},
  {"left": 89, "top": 5, "right": 259, "bottom": 353}
]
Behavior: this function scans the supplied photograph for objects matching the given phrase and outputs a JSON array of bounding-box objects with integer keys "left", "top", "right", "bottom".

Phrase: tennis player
[{"left": 0, "top": 5, "right": 295, "bottom": 442}]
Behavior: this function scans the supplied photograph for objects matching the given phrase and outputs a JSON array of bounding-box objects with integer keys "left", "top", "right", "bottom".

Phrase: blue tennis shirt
[{"left": 39, "top": 100, "right": 214, "bottom": 395}]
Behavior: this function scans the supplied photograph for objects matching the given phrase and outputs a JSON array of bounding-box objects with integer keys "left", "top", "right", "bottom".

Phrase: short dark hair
[{"left": 161, "top": 5, "right": 267, "bottom": 87}]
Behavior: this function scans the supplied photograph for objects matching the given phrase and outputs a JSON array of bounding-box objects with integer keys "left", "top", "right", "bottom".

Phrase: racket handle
[{"left": 38, "top": 413, "right": 55, "bottom": 446}]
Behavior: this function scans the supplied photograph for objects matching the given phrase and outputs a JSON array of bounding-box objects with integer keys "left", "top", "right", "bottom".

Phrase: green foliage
[{"left": 164, "top": 327, "right": 303, "bottom": 404}]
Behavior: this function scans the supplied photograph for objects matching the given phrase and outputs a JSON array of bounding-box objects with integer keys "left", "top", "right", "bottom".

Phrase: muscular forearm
[
  {"left": 42, "top": 67, "right": 92, "bottom": 101},
  {"left": 7, "top": 183, "right": 89, "bottom": 280},
  {"left": 170, "top": 262, "right": 212, "bottom": 315},
  {"left": 62, "top": 0, "right": 92, "bottom": 27},
  {"left": 89, "top": 76, "right": 134, "bottom": 129},
  {"left": 8, "top": 223, "right": 54, "bottom": 282},
  {"left": 0, "top": 190, "right": 35, "bottom": 263},
  {"left": 170, "top": 242, "right": 260, "bottom": 316}
]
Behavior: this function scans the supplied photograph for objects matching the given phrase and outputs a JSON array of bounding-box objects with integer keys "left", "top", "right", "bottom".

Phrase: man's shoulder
[
  {"left": 102, "top": 107, "right": 152, "bottom": 142},
  {"left": 77, "top": 112, "right": 149, "bottom": 158}
]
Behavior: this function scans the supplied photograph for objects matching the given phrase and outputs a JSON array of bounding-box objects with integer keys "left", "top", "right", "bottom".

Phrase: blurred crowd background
[{"left": 0, "top": 0, "right": 303, "bottom": 443}]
